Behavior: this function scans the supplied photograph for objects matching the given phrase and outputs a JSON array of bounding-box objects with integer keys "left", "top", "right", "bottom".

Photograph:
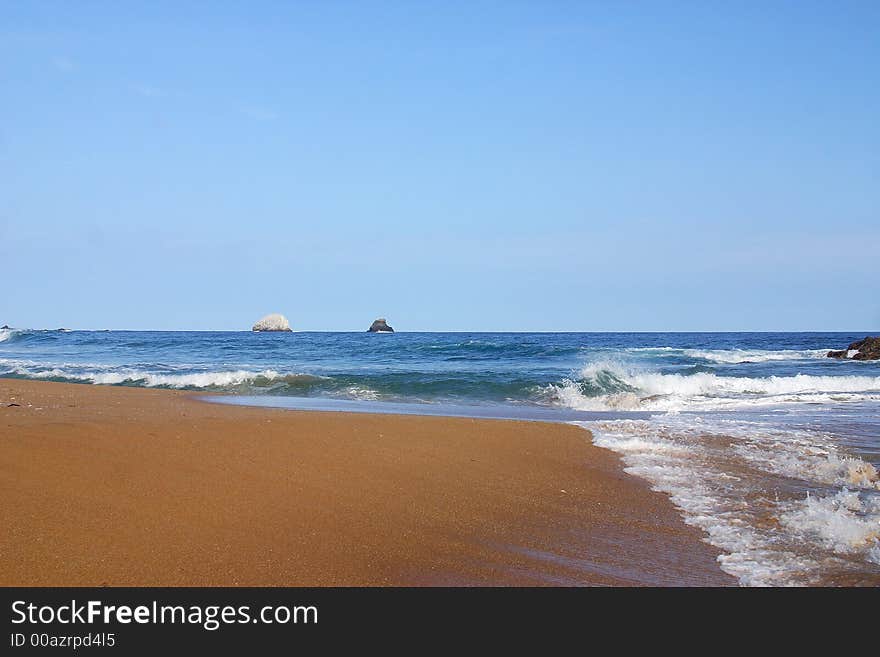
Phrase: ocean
[{"left": 2, "top": 328, "right": 878, "bottom": 586}]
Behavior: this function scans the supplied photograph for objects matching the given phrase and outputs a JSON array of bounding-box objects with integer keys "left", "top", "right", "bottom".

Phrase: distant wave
[
  {"left": 548, "top": 361, "right": 880, "bottom": 411},
  {"left": 413, "top": 339, "right": 582, "bottom": 360},
  {"left": 0, "top": 328, "right": 67, "bottom": 345},
  {"left": 0, "top": 328, "right": 23, "bottom": 343},
  {"left": 615, "top": 346, "right": 830, "bottom": 363},
  {"left": 681, "top": 348, "right": 829, "bottom": 364}
]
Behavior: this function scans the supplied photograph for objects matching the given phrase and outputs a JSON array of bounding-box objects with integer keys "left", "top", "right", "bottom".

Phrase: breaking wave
[
  {"left": 0, "top": 362, "right": 342, "bottom": 393},
  {"left": 548, "top": 361, "right": 880, "bottom": 411},
  {"left": 0, "top": 328, "right": 23, "bottom": 343},
  {"left": 0, "top": 328, "right": 69, "bottom": 345}
]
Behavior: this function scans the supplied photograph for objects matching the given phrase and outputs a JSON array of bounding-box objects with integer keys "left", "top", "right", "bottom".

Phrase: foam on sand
[{"left": 578, "top": 414, "right": 880, "bottom": 586}]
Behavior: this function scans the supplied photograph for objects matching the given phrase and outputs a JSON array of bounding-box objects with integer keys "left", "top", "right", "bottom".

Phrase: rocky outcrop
[
  {"left": 368, "top": 318, "right": 394, "bottom": 333},
  {"left": 827, "top": 336, "right": 880, "bottom": 361},
  {"left": 0, "top": 325, "right": 9, "bottom": 330},
  {"left": 252, "top": 314, "right": 292, "bottom": 332}
]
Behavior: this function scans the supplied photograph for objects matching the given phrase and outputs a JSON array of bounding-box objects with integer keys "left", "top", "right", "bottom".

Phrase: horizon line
[{"left": 4, "top": 327, "right": 878, "bottom": 334}]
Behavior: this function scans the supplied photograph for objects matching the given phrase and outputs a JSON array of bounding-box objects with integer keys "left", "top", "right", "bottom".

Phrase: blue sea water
[{"left": 2, "top": 328, "right": 878, "bottom": 586}]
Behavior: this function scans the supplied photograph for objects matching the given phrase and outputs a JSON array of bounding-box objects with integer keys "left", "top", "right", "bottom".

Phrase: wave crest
[
  {"left": 0, "top": 364, "right": 331, "bottom": 390},
  {"left": 549, "top": 362, "right": 880, "bottom": 411},
  {"left": 0, "top": 328, "right": 22, "bottom": 343}
]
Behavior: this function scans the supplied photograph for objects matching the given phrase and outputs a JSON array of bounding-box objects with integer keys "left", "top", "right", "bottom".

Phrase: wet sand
[{"left": 0, "top": 379, "right": 734, "bottom": 586}]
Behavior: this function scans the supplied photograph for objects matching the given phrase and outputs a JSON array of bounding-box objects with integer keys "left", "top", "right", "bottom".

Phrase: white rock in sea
[{"left": 252, "top": 314, "right": 292, "bottom": 332}]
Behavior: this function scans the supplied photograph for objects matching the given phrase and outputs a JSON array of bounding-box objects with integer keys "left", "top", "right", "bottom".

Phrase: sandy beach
[{"left": 0, "top": 379, "right": 733, "bottom": 586}]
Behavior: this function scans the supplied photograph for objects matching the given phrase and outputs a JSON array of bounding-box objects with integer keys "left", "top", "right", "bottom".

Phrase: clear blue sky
[{"left": 1, "top": 1, "right": 877, "bottom": 331}]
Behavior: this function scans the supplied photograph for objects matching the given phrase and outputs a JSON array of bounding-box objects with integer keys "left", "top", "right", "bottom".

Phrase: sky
[{"left": 1, "top": 1, "right": 878, "bottom": 331}]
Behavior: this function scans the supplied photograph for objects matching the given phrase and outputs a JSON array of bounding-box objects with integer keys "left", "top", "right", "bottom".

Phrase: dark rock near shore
[
  {"left": 1, "top": 325, "right": 9, "bottom": 330},
  {"left": 368, "top": 318, "right": 394, "bottom": 333},
  {"left": 826, "top": 336, "right": 880, "bottom": 361}
]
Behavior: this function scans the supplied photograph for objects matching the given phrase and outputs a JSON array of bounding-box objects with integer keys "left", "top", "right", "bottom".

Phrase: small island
[
  {"left": 252, "top": 314, "right": 292, "bottom": 332},
  {"left": 826, "top": 336, "right": 880, "bottom": 361},
  {"left": 367, "top": 318, "right": 394, "bottom": 333}
]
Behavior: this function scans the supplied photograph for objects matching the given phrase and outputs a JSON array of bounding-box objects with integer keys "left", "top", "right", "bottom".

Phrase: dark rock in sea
[
  {"left": 368, "top": 318, "right": 394, "bottom": 333},
  {"left": 826, "top": 336, "right": 880, "bottom": 361},
  {"left": 1, "top": 325, "right": 10, "bottom": 329}
]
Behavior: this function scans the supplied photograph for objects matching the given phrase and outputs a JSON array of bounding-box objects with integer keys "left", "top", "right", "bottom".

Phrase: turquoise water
[{"left": 2, "top": 328, "right": 878, "bottom": 585}]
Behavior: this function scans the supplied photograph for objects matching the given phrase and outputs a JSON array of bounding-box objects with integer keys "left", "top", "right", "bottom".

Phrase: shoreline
[
  {"left": 203, "top": 393, "right": 655, "bottom": 423},
  {"left": 0, "top": 379, "right": 735, "bottom": 586}
]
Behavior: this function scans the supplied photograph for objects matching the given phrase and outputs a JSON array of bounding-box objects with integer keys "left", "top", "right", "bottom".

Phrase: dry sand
[{"left": 0, "top": 379, "right": 734, "bottom": 586}]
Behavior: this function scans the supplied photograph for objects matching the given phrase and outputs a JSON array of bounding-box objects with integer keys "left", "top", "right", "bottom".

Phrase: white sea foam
[
  {"left": 578, "top": 414, "right": 880, "bottom": 586},
  {"left": 88, "top": 369, "right": 283, "bottom": 388},
  {"left": 341, "top": 385, "right": 381, "bottom": 401},
  {"left": 682, "top": 348, "right": 828, "bottom": 364},
  {"left": 0, "top": 362, "right": 330, "bottom": 390},
  {"left": 779, "top": 490, "right": 880, "bottom": 561},
  {"left": 550, "top": 361, "right": 880, "bottom": 411},
  {"left": 616, "top": 347, "right": 828, "bottom": 363}
]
